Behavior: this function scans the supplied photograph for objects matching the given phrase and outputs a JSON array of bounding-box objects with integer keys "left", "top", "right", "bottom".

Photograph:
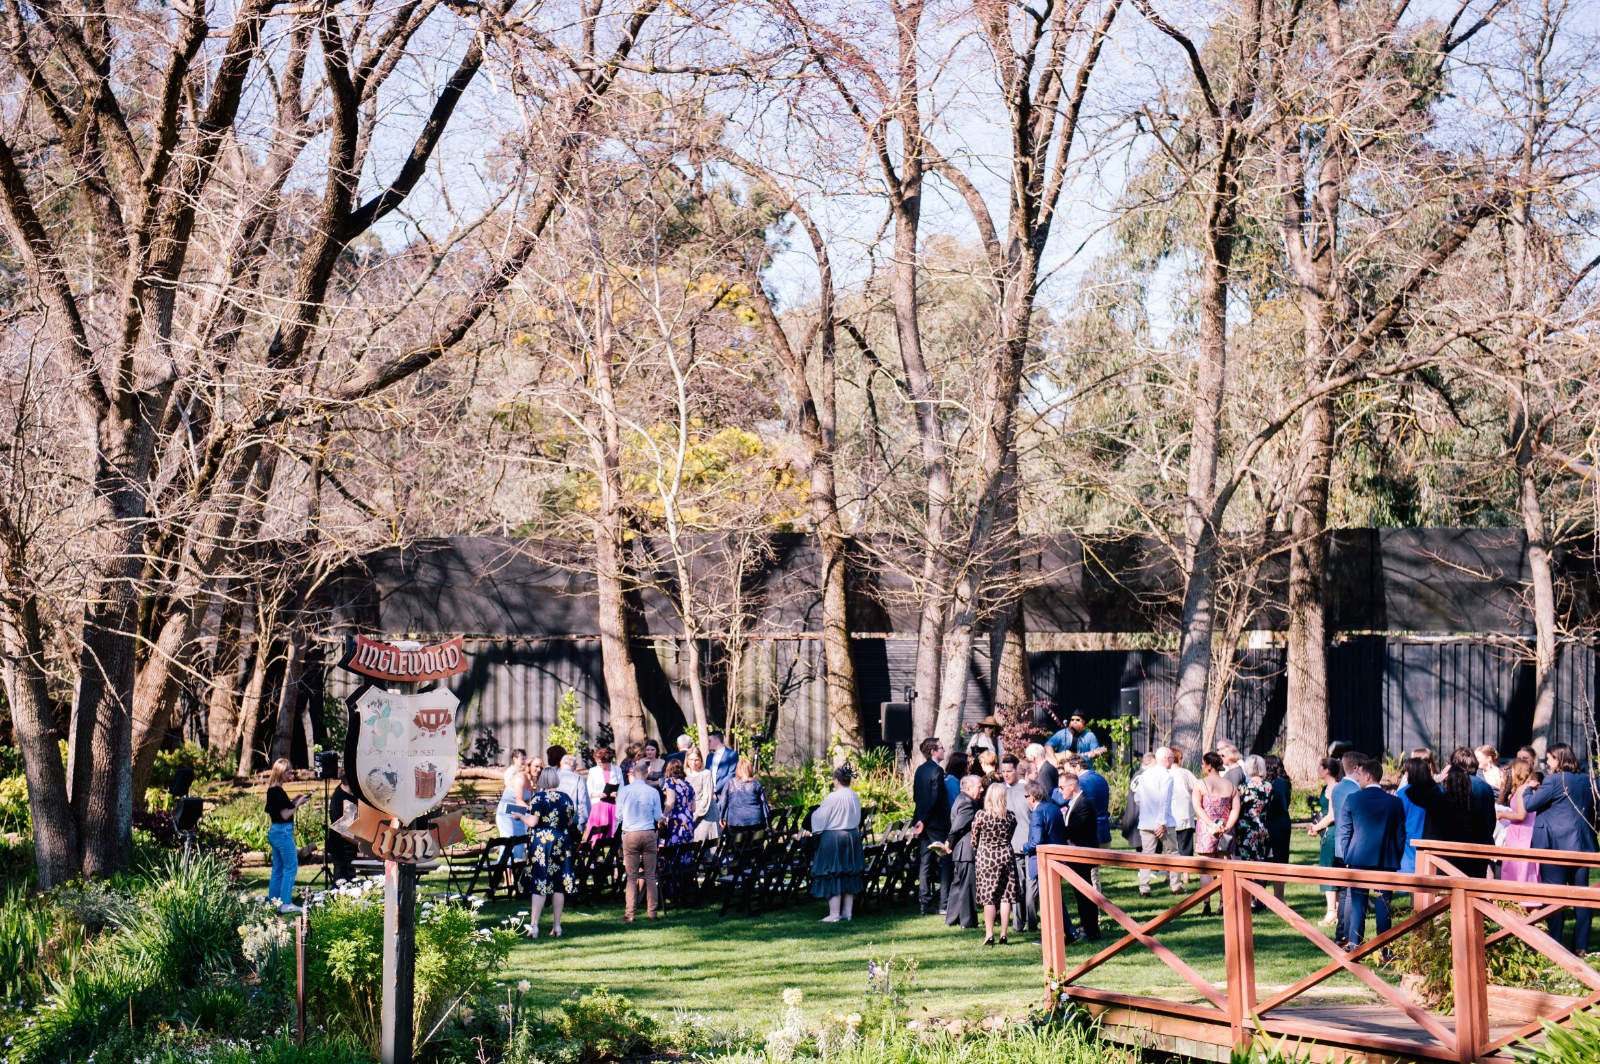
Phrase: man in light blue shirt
[{"left": 618, "top": 764, "right": 664, "bottom": 920}]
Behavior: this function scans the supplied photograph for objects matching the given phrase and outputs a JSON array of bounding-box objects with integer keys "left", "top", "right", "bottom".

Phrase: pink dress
[
  {"left": 1500, "top": 810, "right": 1539, "bottom": 883},
  {"left": 587, "top": 764, "right": 618, "bottom": 837},
  {"left": 1194, "top": 793, "right": 1236, "bottom": 856}
]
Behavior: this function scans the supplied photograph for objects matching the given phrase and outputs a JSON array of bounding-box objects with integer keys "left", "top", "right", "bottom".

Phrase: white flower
[
  {"left": 844, "top": 1013, "right": 863, "bottom": 1029},
  {"left": 781, "top": 988, "right": 803, "bottom": 1007},
  {"left": 518, "top": 980, "right": 531, "bottom": 993}
]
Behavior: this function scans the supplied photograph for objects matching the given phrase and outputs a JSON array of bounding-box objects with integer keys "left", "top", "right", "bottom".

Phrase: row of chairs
[{"left": 441, "top": 819, "right": 926, "bottom": 916}]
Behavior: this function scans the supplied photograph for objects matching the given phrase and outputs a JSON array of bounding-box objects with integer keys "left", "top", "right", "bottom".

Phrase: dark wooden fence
[{"left": 318, "top": 634, "right": 1596, "bottom": 766}]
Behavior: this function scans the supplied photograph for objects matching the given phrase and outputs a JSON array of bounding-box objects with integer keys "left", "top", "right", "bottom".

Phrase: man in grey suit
[
  {"left": 945, "top": 775, "right": 981, "bottom": 929},
  {"left": 557, "top": 754, "right": 591, "bottom": 835},
  {"left": 1003, "top": 756, "right": 1036, "bottom": 932}
]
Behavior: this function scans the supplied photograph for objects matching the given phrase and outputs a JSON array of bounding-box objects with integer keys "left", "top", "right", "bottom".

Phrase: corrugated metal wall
[{"left": 320, "top": 636, "right": 1598, "bottom": 763}]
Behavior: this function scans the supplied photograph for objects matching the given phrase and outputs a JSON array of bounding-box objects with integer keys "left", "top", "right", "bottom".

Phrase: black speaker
[
  {"left": 166, "top": 764, "right": 195, "bottom": 799},
  {"left": 879, "top": 701, "right": 912, "bottom": 748},
  {"left": 316, "top": 750, "right": 340, "bottom": 780},
  {"left": 173, "top": 797, "right": 205, "bottom": 833}
]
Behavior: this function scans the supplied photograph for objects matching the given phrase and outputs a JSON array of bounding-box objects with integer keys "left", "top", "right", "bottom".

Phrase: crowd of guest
[
  {"left": 489, "top": 731, "right": 757, "bottom": 935},
  {"left": 901, "top": 726, "right": 1599, "bottom": 959},
  {"left": 473, "top": 714, "right": 1598, "bottom": 956}
]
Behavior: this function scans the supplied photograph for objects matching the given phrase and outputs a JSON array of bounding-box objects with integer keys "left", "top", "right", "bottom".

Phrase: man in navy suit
[
  {"left": 1057, "top": 771, "right": 1102, "bottom": 942},
  {"left": 911, "top": 737, "right": 951, "bottom": 915},
  {"left": 1337, "top": 754, "right": 1405, "bottom": 948},
  {"left": 1021, "top": 780, "right": 1074, "bottom": 942},
  {"left": 706, "top": 731, "right": 738, "bottom": 794},
  {"left": 1524, "top": 743, "right": 1599, "bottom": 953}
]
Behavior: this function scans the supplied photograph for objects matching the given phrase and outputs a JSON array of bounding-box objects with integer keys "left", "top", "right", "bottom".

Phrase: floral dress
[
  {"left": 971, "top": 810, "right": 1018, "bottom": 906},
  {"left": 662, "top": 778, "right": 695, "bottom": 847},
  {"left": 1194, "top": 791, "right": 1236, "bottom": 856},
  {"left": 521, "top": 789, "right": 576, "bottom": 896},
  {"left": 1234, "top": 780, "right": 1273, "bottom": 862}
]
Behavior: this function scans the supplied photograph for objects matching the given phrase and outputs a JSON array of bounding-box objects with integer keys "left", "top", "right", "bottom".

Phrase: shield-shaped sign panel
[{"left": 349, "top": 685, "right": 460, "bottom": 824}]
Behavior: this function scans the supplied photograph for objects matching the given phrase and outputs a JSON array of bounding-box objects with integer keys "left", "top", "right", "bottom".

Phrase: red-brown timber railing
[{"left": 1036, "top": 840, "right": 1600, "bottom": 1063}]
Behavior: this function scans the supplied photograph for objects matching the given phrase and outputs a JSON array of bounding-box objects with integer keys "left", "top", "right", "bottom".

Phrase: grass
[{"left": 241, "top": 827, "right": 1362, "bottom": 1029}]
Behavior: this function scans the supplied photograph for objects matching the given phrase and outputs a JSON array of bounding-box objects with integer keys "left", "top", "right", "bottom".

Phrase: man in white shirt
[{"left": 1133, "top": 747, "right": 1180, "bottom": 895}]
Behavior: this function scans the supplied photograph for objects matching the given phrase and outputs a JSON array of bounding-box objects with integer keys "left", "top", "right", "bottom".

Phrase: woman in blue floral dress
[
  {"left": 520, "top": 768, "right": 576, "bottom": 939},
  {"left": 659, "top": 760, "right": 698, "bottom": 903}
]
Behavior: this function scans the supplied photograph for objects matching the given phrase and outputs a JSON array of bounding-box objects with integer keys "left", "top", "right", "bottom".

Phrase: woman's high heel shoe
[{"left": 982, "top": 936, "right": 994, "bottom": 946}]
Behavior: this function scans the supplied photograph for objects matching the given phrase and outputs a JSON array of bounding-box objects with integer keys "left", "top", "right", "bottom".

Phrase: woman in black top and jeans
[{"left": 266, "top": 758, "right": 311, "bottom": 913}]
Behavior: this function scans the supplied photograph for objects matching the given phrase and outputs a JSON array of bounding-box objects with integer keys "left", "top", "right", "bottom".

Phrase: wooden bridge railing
[{"left": 1037, "top": 843, "right": 1600, "bottom": 1063}]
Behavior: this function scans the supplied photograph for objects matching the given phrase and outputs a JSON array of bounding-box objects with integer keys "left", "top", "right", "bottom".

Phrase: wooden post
[
  {"left": 1039, "top": 854, "right": 1068, "bottom": 978},
  {"left": 1450, "top": 888, "right": 1487, "bottom": 1064},
  {"left": 381, "top": 859, "right": 417, "bottom": 1064},
  {"left": 1415, "top": 851, "right": 1433, "bottom": 912},
  {"left": 296, "top": 912, "right": 307, "bottom": 1046},
  {"left": 1222, "top": 867, "right": 1255, "bottom": 1046}
]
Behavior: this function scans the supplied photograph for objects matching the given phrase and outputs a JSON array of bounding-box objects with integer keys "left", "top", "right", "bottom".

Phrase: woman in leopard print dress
[{"left": 971, "top": 782, "right": 1019, "bottom": 945}]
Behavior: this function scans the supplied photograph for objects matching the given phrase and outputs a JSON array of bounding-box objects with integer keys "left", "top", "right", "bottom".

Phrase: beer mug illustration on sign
[{"left": 350, "top": 685, "right": 460, "bottom": 823}]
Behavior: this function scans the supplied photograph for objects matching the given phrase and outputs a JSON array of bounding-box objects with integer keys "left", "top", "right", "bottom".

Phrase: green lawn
[{"left": 243, "top": 828, "right": 1376, "bottom": 1029}]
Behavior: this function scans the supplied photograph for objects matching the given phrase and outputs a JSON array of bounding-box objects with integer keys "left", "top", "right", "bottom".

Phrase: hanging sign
[
  {"left": 339, "top": 635, "right": 468, "bottom": 683},
  {"left": 331, "top": 800, "right": 464, "bottom": 862},
  {"left": 345, "top": 685, "right": 461, "bottom": 824}
]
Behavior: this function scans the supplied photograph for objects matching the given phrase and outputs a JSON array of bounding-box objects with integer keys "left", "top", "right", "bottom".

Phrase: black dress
[
  {"left": 971, "top": 810, "right": 1018, "bottom": 906},
  {"left": 1264, "top": 776, "right": 1293, "bottom": 863},
  {"left": 1409, "top": 779, "right": 1495, "bottom": 876}
]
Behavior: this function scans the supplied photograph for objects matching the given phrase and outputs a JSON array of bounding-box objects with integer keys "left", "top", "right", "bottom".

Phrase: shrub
[
  {"left": 554, "top": 989, "right": 657, "bottom": 1063},
  {"left": 0, "top": 773, "right": 29, "bottom": 833},
  {"left": 1518, "top": 1008, "right": 1600, "bottom": 1063},
  {"left": 1385, "top": 904, "right": 1584, "bottom": 1010},
  {"left": 509, "top": 988, "right": 658, "bottom": 1064},
  {"left": 0, "top": 886, "right": 88, "bottom": 1010},
  {"left": 5, "top": 853, "right": 249, "bottom": 1064},
  {"left": 151, "top": 742, "right": 234, "bottom": 791},
  {"left": 769, "top": 758, "right": 913, "bottom": 832},
  {"left": 131, "top": 807, "right": 248, "bottom": 873},
  {"left": 306, "top": 888, "right": 515, "bottom": 1056},
  {"left": 547, "top": 688, "right": 588, "bottom": 762}
]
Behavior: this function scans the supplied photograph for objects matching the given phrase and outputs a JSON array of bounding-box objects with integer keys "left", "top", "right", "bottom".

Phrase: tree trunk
[
  {"left": 69, "top": 525, "right": 145, "bottom": 877},
  {"left": 935, "top": 576, "right": 975, "bottom": 751},
  {"left": 1173, "top": 208, "right": 1233, "bottom": 756},
  {"left": 269, "top": 630, "right": 306, "bottom": 763},
  {"left": 817, "top": 529, "right": 862, "bottom": 749},
  {"left": 1285, "top": 388, "right": 1333, "bottom": 784},
  {"left": 206, "top": 592, "right": 248, "bottom": 756},
  {"left": 129, "top": 610, "right": 192, "bottom": 805},
  {"left": 1, "top": 592, "right": 80, "bottom": 886},
  {"left": 1513, "top": 389, "right": 1559, "bottom": 753},
  {"left": 682, "top": 635, "right": 712, "bottom": 761},
  {"left": 234, "top": 631, "right": 275, "bottom": 777},
  {"left": 990, "top": 563, "right": 1031, "bottom": 711}
]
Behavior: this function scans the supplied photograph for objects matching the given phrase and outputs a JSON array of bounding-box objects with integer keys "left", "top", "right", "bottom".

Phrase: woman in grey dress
[{"left": 809, "top": 765, "right": 865, "bottom": 922}]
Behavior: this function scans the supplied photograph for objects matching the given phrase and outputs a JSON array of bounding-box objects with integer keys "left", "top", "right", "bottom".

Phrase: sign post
[
  {"left": 333, "top": 636, "right": 470, "bottom": 1064},
  {"left": 381, "top": 859, "right": 417, "bottom": 1064}
]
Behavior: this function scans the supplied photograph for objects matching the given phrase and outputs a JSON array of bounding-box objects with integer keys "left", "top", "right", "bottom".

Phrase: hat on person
[{"left": 977, "top": 715, "right": 1001, "bottom": 728}]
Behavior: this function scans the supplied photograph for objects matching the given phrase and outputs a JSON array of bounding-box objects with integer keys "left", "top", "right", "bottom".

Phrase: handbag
[{"left": 1214, "top": 828, "right": 1237, "bottom": 855}]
